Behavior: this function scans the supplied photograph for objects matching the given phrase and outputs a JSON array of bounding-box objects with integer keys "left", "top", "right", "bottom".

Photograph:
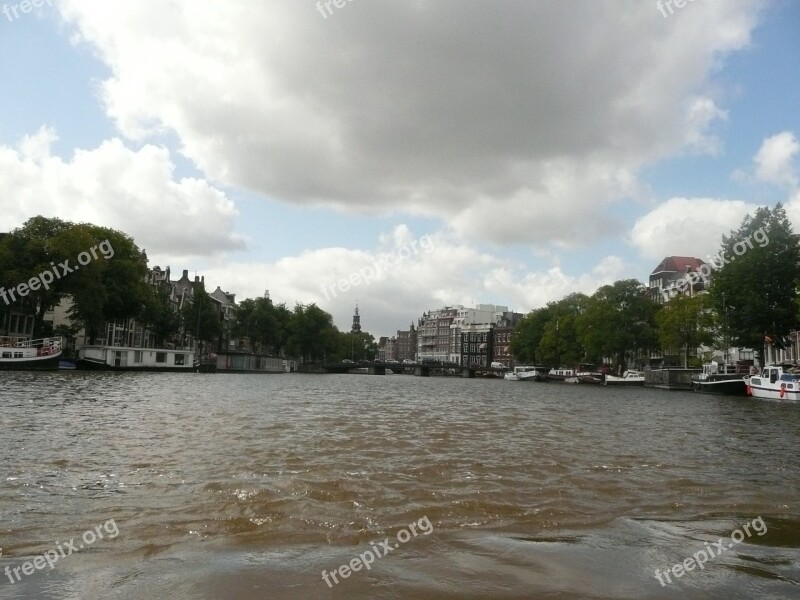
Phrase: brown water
[{"left": 1, "top": 372, "right": 799, "bottom": 599}]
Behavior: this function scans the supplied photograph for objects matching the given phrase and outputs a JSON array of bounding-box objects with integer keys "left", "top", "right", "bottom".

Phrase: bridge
[{"left": 298, "top": 362, "right": 509, "bottom": 378}]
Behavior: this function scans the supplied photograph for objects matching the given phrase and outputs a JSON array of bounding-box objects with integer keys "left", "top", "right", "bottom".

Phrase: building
[
  {"left": 649, "top": 256, "right": 710, "bottom": 304},
  {"left": 460, "top": 322, "right": 493, "bottom": 367},
  {"left": 351, "top": 303, "right": 362, "bottom": 333},
  {"left": 417, "top": 304, "right": 520, "bottom": 365},
  {"left": 396, "top": 325, "right": 417, "bottom": 362}
]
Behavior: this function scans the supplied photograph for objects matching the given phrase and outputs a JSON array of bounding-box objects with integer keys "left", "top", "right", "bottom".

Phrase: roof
[{"left": 651, "top": 256, "right": 708, "bottom": 275}]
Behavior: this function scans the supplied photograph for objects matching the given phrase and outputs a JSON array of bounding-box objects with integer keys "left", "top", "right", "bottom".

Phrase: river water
[{"left": 0, "top": 372, "right": 798, "bottom": 599}]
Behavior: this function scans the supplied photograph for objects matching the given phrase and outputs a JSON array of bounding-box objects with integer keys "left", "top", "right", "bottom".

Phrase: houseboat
[
  {"left": 78, "top": 345, "right": 198, "bottom": 372},
  {"left": 745, "top": 364, "right": 800, "bottom": 402},
  {"left": 692, "top": 362, "right": 748, "bottom": 395},
  {"left": 604, "top": 370, "right": 645, "bottom": 386},
  {"left": 199, "top": 351, "right": 284, "bottom": 374},
  {"left": 0, "top": 336, "right": 63, "bottom": 370}
]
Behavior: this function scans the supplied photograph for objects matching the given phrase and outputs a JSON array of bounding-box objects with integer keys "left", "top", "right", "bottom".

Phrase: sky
[{"left": 1, "top": 0, "right": 798, "bottom": 338}]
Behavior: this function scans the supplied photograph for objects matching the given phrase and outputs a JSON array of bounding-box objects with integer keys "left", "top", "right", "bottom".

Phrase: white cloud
[
  {"left": 754, "top": 131, "right": 799, "bottom": 188},
  {"left": 0, "top": 127, "right": 245, "bottom": 260},
  {"left": 56, "top": 0, "right": 764, "bottom": 247},
  {"left": 199, "top": 227, "right": 629, "bottom": 336},
  {"left": 629, "top": 197, "right": 758, "bottom": 260}
]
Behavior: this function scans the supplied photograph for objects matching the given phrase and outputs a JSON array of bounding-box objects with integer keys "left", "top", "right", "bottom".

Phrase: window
[
  {"left": 175, "top": 354, "right": 186, "bottom": 366},
  {"left": 156, "top": 352, "right": 167, "bottom": 363},
  {"left": 2, "top": 352, "right": 10, "bottom": 358},
  {"left": 134, "top": 351, "right": 143, "bottom": 363}
]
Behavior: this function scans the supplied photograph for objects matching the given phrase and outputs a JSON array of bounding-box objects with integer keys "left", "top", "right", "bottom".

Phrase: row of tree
[
  {"left": 510, "top": 205, "right": 800, "bottom": 369},
  {"left": 0, "top": 216, "right": 375, "bottom": 362}
]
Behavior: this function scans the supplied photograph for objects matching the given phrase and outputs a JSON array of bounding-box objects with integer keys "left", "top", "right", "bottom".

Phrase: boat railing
[{"left": 0, "top": 336, "right": 62, "bottom": 355}]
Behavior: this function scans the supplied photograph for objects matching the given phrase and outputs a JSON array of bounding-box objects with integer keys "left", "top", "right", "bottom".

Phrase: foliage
[
  {"left": 709, "top": 204, "right": 800, "bottom": 358},
  {"left": 181, "top": 286, "right": 222, "bottom": 343},
  {"left": 655, "top": 293, "right": 715, "bottom": 367},
  {"left": 575, "top": 279, "right": 659, "bottom": 369}
]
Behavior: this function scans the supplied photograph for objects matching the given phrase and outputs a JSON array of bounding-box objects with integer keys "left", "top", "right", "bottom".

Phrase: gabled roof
[{"left": 651, "top": 256, "right": 707, "bottom": 275}]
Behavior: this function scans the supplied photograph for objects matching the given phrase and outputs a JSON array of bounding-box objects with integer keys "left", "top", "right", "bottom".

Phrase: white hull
[{"left": 746, "top": 365, "right": 800, "bottom": 402}]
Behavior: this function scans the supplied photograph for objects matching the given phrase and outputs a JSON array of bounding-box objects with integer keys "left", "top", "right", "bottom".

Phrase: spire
[{"left": 351, "top": 301, "right": 362, "bottom": 333}]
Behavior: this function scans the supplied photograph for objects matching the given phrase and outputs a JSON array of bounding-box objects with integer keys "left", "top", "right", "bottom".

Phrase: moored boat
[
  {"left": 504, "top": 365, "right": 547, "bottom": 381},
  {"left": 546, "top": 368, "right": 574, "bottom": 382},
  {"left": 692, "top": 361, "right": 748, "bottom": 395},
  {"left": 604, "top": 370, "right": 645, "bottom": 386},
  {"left": 0, "top": 336, "right": 63, "bottom": 371},
  {"left": 78, "top": 345, "right": 199, "bottom": 372},
  {"left": 745, "top": 364, "right": 800, "bottom": 402}
]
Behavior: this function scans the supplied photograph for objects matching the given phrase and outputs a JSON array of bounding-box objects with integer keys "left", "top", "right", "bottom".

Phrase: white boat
[
  {"left": 78, "top": 345, "right": 198, "bottom": 372},
  {"left": 745, "top": 364, "right": 800, "bottom": 402},
  {"left": 504, "top": 365, "right": 547, "bottom": 381},
  {"left": 547, "top": 368, "right": 574, "bottom": 382},
  {"left": 0, "top": 336, "right": 63, "bottom": 371},
  {"left": 604, "top": 370, "right": 645, "bottom": 386}
]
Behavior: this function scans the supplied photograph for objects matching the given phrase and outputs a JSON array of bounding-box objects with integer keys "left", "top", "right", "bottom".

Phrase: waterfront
[{"left": 1, "top": 373, "right": 798, "bottom": 599}]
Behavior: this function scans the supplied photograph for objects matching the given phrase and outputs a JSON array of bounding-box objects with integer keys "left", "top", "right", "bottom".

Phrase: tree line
[
  {"left": 0, "top": 216, "right": 375, "bottom": 362},
  {"left": 510, "top": 205, "right": 800, "bottom": 369}
]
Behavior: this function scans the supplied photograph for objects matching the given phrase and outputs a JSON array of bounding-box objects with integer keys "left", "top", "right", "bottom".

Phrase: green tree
[
  {"left": 510, "top": 306, "right": 552, "bottom": 364},
  {"left": 140, "top": 283, "right": 181, "bottom": 347},
  {"left": 181, "top": 287, "right": 222, "bottom": 344},
  {"left": 536, "top": 293, "right": 589, "bottom": 367},
  {"left": 576, "top": 279, "right": 659, "bottom": 371},
  {"left": 655, "top": 294, "right": 715, "bottom": 367},
  {"left": 0, "top": 216, "right": 149, "bottom": 340},
  {"left": 709, "top": 204, "right": 800, "bottom": 361},
  {"left": 287, "top": 303, "right": 339, "bottom": 362}
]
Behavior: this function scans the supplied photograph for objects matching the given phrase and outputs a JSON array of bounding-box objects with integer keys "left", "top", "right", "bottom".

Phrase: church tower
[{"left": 351, "top": 302, "right": 362, "bottom": 333}]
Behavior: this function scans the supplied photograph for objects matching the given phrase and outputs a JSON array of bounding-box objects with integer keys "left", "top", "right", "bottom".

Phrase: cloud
[
  {"left": 629, "top": 197, "right": 758, "bottom": 260},
  {"left": 57, "top": 0, "right": 764, "bottom": 247},
  {"left": 198, "top": 226, "right": 629, "bottom": 336},
  {"left": 754, "top": 131, "right": 799, "bottom": 188},
  {"left": 0, "top": 127, "right": 245, "bottom": 260}
]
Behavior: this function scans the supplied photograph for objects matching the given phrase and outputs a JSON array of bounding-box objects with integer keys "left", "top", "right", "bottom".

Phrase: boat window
[
  {"left": 2, "top": 352, "right": 10, "bottom": 358},
  {"left": 769, "top": 369, "right": 778, "bottom": 383},
  {"left": 175, "top": 354, "right": 185, "bottom": 366},
  {"left": 156, "top": 352, "right": 167, "bottom": 363}
]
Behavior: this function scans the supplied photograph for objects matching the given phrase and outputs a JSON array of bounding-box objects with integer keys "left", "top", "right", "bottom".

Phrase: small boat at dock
[
  {"left": 504, "top": 365, "right": 547, "bottom": 381},
  {"left": 692, "top": 362, "right": 748, "bottom": 395},
  {"left": 745, "top": 364, "right": 800, "bottom": 402},
  {"left": 604, "top": 370, "right": 645, "bottom": 386}
]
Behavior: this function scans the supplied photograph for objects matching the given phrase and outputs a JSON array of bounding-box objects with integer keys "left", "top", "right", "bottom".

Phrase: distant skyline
[{"left": 1, "top": 0, "right": 798, "bottom": 337}]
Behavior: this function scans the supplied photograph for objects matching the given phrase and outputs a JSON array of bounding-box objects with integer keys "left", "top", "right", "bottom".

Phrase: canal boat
[
  {"left": 78, "top": 345, "right": 199, "bottom": 372},
  {"left": 691, "top": 361, "right": 748, "bottom": 395},
  {"left": 745, "top": 364, "right": 800, "bottom": 402},
  {"left": 504, "top": 365, "right": 547, "bottom": 381},
  {"left": 604, "top": 370, "right": 645, "bottom": 386},
  {"left": 0, "top": 336, "right": 63, "bottom": 370}
]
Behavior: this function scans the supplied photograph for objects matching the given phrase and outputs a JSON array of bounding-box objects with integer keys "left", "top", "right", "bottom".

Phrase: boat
[
  {"left": 0, "top": 336, "right": 63, "bottom": 370},
  {"left": 744, "top": 364, "right": 800, "bottom": 402},
  {"left": 504, "top": 365, "right": 547, "bottom": 381},
  {"left": 550, "top": 363, "right": 606, "bottom": 383},
  {"left": 201, "top": 351, "right": 283, "bottom": 374},
  {"left": 604, "top": 370, "right": 645, "bottom": 386},
  {"left": 546, "top": 368, "right": 574, "bottom": 382},
  {"left": 78, "top": 345, "right": 199, "bottom": 372},
  {"left": 691, "top": 361, "right": 748, "bottom": 395}
]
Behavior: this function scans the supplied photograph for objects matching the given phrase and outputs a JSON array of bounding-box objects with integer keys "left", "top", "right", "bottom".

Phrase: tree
[
  {"left": 536, "top": 293, "right": 589, "bottom": 367},
  {"left": 0, "top": 216, "right": 149, "bottom": 340},
  {"left": 655, "top": 294, "right": 715, "bottom": 367},
  {"left": 287, "top": 303, "right": 339, "bottom": 362},
  {"left": 181, "top": 287, "right": 221, "bottom": 345},
  {"left": 576, "top": 279, "right": 659, "bottom": 371},
  {"left": 709, "top": 204, "right": 800, "bottom": 362},
  {"left": 510, "top": 307, "right": 552, "bottom": 364}
]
